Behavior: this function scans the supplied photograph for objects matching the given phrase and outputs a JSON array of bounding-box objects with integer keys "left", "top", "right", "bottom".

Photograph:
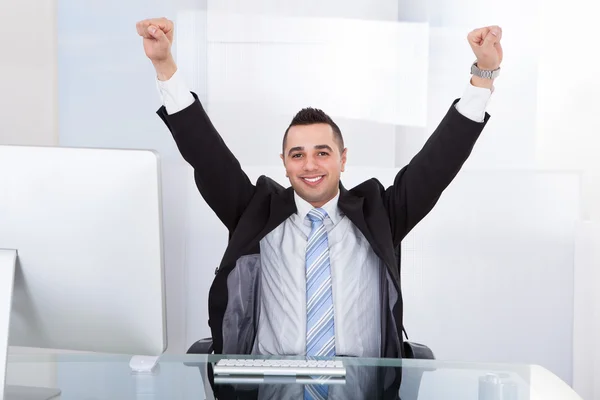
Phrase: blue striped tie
[{"left": 304, "top": 208, "right": 335, "bottom": 400}]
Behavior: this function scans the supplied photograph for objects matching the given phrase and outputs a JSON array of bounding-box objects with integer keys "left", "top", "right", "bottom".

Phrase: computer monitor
[{"left": 0, "top": 145, "right": 167, "bottom": 400}]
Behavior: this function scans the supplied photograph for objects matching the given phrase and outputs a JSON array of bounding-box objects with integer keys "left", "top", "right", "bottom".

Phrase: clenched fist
[
  {"left": 136, "top": 17, "right": 177, "bottom": 80},
  {"left": 468, "top": 26, "right": 503, "bottom": 71}
]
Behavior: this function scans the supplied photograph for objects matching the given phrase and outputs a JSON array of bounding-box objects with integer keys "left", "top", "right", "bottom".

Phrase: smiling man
[
  {"left": 136, "top": 17, "right": 502, "bottom": 361},
  {"left": 281, "top": 109, "right": 347, "bottom": 208}
]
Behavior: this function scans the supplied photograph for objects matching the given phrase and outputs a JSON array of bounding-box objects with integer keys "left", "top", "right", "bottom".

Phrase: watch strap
[{"left": 471, "top": 61, "right": 500, "bottom": 79}]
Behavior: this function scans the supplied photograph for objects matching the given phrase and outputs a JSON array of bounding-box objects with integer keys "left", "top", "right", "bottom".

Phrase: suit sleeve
[
  {"left": 383, "top": 100, "right": 489, "bottom": 246},
  {"left": 157, "top": 92, "right": 255, "bottom": 233}
]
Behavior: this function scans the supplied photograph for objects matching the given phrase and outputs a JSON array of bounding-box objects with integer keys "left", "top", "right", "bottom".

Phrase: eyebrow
[{"left": 287, "top": 144, "right": 334, "bottom": 156}]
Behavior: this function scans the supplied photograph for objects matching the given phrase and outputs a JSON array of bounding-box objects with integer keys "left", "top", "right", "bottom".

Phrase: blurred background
[{"left": 2, "top": 0, "right": 599, "bottom": 398}]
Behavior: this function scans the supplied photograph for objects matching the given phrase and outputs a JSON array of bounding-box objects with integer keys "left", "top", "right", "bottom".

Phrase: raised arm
[
  {"left": 384, "top": 25, "right": 502, "bottom": 245},
  {"left": 137, "top": 18, "right": 255, "bottom": 232}
]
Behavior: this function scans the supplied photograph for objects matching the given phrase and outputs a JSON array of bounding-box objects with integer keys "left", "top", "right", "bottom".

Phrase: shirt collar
[{"left": 294, "top": 190, "right": 342, "bottom": 224}]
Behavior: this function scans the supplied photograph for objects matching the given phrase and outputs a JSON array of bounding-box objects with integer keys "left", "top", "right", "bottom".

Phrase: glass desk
[{"left": 4, "top": 353, "right": 582, "bottom": 400}]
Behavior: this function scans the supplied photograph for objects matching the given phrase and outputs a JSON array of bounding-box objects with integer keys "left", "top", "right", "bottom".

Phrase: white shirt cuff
[
  {"left": 454, "top": 82, "right": 493, "bottom": 123},
  {"left": 155, "top": 69, "right": 195, "bottom": 115}
]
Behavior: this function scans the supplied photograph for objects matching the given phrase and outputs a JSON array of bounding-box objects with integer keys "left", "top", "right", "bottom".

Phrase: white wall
[
  {"left": 535, "top": 2, "right": 600, "bottom": 399},
  {"left": 177, "top": 1, "right": 429, "bottom": 170},
  {"left": 416, "top": 2, "right": 600, "bottom": 399},
  {"left": 0, "top": 0, "right": 57, "bottom": 146}
]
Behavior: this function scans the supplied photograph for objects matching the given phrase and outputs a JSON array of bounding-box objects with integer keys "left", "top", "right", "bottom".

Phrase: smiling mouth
[{"left": 301, "top": 175, "right": 325, "bottom": 185}]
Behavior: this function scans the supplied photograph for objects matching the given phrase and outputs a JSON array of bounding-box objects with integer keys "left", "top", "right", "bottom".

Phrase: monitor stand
[
  {"left": 1, "top": 250, "right": 61, "bottom": 400},
  {"left": 4, "top": 386, "right": 60, "bottom": 400}
]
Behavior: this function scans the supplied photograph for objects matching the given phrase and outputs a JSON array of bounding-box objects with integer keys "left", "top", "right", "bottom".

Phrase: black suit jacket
[{"left": 157, "top": 93, "right": 489, "bottom": 357}]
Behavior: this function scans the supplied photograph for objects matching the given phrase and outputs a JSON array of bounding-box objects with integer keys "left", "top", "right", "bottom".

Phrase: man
[{"left": 136, "top": 18, "right": 502, "bottom": 361}]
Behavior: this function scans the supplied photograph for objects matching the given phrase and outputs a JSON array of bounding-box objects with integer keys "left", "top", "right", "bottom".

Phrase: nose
[{"left": 303, "top": 155, "right": 317, "bottom": 171}]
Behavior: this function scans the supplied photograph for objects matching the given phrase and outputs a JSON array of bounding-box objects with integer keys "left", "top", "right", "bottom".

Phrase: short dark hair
[{"left": 282, "top": 108, "right": 344, "bottom": 154}]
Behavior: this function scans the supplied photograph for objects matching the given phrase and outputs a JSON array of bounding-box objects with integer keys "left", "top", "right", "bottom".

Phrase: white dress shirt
[{"left": 255, "top": 191, "right": 384, "bottom": 357}]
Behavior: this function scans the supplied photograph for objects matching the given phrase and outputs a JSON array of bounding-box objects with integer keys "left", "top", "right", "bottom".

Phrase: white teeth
[{"left": 304, "top": 176, "right": 323, "bottom": 183}]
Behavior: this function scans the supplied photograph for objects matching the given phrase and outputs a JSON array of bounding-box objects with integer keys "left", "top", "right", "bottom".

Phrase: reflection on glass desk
[{"left": 4, "top": 353, "right": 582, "bottom": 400}]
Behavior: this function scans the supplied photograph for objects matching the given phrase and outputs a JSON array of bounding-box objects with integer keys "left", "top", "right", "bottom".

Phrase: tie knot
[{"left": 307, "top": 208, "right": 327, "bottom": 223}]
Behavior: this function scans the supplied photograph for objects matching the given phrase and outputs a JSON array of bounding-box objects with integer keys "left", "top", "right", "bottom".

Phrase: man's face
[{"left": 281, "top": 123, "right": 347, "bottom": 208}]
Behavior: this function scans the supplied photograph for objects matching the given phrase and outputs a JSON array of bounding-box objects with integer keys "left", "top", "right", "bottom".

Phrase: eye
[
  {"left": 291, "top": 153, "right": 303, "bottom": 159},
  {"left": 318, "top": 152, "right": 329, "bottom": 156}
]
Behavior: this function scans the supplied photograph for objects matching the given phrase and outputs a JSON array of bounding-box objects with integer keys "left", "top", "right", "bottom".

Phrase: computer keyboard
[{"left": 213, "top": 358, "right": 346, "bottom": 377}]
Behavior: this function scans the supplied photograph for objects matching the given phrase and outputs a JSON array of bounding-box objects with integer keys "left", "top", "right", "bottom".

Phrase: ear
[
  {"left": 280, "top": 153, "right": 288, "bottom": 177},
  {"left": 340, "top": 148, "right": 348, "bottom": 172}
]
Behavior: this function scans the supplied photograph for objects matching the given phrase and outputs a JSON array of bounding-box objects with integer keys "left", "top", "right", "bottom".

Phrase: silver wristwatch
[{"left": 471, "top": 61, "right": 500, "bottom": 79}]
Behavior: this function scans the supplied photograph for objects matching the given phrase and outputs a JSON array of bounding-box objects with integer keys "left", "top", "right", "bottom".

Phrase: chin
[
  {"left": 292, "top": 180, "right": 334, "bottom": 202},
  {"left": 299, "top": 192, "right": 332, "bottom": 207}
]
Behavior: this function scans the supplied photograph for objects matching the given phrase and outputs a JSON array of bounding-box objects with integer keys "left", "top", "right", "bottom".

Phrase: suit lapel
[
  {"left": 266, "top": 186, "right": 297, "bottom": 233},
  {"left": 245, "top": 186, "right": 296, "bottom": 252},
  {"left": 223, "top": 185, "right": 296, "bottom": 268},
  {"left": 338, "top": 184, "right": 400, "bottom": 284},
  {"left": 337, "top": 184, "right": 368, "bottom": 240}
]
